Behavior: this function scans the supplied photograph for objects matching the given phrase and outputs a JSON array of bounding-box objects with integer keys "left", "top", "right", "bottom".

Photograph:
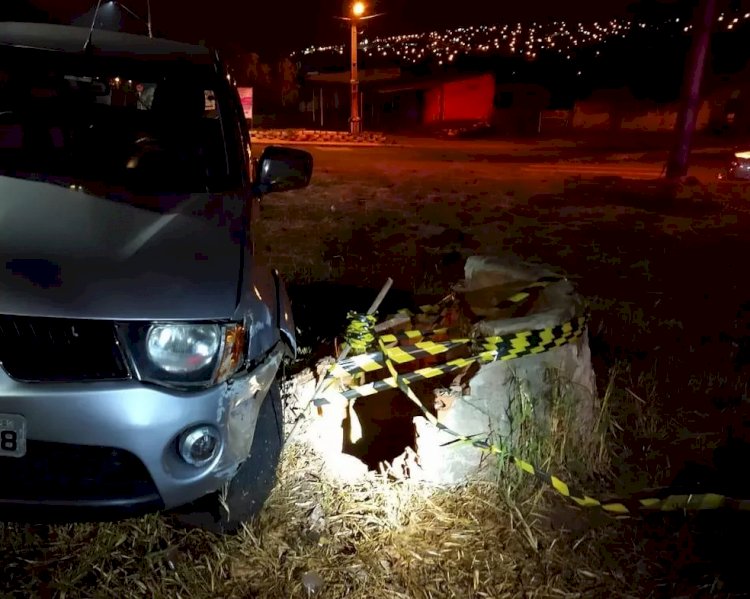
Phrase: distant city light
[{"left": 294, "top": 14, "right": 747, "bottom": 67}]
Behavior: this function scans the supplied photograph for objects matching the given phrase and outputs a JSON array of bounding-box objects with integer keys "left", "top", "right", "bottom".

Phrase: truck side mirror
[{"left": 255, "top": 146, "right": 313, "bottom": 195}]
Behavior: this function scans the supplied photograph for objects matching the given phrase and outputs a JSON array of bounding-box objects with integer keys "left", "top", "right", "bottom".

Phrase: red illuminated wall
[
  {"left": 423, "top": 87, "right": 442, "bottom": 123},
  {"left": 423, "top": 73, "right": 495, "bottom": 124}
]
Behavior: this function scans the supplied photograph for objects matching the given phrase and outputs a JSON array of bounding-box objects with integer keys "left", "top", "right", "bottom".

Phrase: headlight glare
[
  {"left": 116, "top": 321, "right": 248, "bottom": 389},
  {"left": 146, "top": 324, "right": 221, "bottom": 374}
]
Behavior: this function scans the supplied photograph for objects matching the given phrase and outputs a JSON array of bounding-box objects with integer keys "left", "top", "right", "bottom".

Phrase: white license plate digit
[{"left": 0, "top": 414, "right": 26, "bottom": 458}]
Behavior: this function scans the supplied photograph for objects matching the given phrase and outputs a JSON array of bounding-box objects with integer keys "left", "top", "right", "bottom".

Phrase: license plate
[{"left": 0, "top": 414, "right": 26, "bottom": 458}]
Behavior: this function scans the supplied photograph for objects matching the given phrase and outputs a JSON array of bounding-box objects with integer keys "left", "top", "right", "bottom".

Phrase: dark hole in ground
[
  {"left": 341, "top": 388, "right": 425, "bottom": 470},
  {"left": 340, "top": 380, "right": 442, "bottom": 471},
  {"left": 287, "top": 282, "right": 447, "bottom": 469}
]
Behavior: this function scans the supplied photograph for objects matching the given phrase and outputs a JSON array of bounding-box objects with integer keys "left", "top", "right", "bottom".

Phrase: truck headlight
[
  {"left": 117, "top": 322, "right": 246, "bottom": 389},
  {"left": 146, "top": 324, "right": 221, "bottom": 374}
]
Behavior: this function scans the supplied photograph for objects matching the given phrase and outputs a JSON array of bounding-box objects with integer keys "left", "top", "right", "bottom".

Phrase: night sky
[{"left": 12, "top": 0, "right": 649, "bottom": 57}]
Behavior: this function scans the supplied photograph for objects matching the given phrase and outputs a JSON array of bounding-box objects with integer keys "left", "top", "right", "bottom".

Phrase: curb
[{"left": 252, "top": 138, "right": 396, "bottom": 148}]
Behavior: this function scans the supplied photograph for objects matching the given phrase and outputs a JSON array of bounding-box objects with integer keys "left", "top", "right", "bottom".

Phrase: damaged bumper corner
[
  {"left": 223, "top": 343, "right": 285, "bottom": 466},
  {"left": 0, "top": 342, "right": 287, "bottom": 519}
]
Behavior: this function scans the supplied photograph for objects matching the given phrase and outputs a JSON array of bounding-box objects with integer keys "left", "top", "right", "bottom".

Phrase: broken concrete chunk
[{"left": 412, "top": 255, "right": 597, "bottom": 485}]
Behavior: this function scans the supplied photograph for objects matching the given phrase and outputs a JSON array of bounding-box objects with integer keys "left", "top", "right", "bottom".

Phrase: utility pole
[
  {"left": 665, "top": 0, "right": 718, "bottom": 179},
  {"left": 350, "top": 17, "right": 361, "bottom": 134}
]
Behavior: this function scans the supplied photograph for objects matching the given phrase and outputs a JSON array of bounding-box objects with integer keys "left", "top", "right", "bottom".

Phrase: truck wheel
[{"left": 171, "top": 381, "right": 284, "bottom": 534}]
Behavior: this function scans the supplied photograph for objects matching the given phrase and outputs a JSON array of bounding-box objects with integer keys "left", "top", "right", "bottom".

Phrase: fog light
[{"left": 178, "top": 426, "right": 221, "bottom": 467}]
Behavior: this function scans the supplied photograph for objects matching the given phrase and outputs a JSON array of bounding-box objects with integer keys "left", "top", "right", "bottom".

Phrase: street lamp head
[{"left": 351, "top": 1, "right": 366, "bottom": 17}]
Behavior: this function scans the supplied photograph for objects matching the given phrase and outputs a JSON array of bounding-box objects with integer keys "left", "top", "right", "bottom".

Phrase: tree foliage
[{"left": 224, "top": 50, "right": 299, "bottom": 111}]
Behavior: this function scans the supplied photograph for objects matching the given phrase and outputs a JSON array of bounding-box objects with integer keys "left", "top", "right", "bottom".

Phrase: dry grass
[
  {"left": 3, "top": 145, "right": 750, "bottom": 597},
  {"left": 237, "top": 443, "right": 636, "bottom": 599},
  {"left": 0, "top": 440, "right": 642, "bottom": 599},
  {"left": 0, "top": 357, "right": 741, "bottom": 598},
  {"left": 0, "top": 345, "right": 640, "bottom": 599},
  {"left": 0, "top": 365, "right": 651, "bottom": 599}
]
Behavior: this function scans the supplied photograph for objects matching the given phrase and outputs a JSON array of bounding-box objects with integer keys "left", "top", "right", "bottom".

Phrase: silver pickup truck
[{"left": 0, "top": 21, "right": 312, "bottom": 534}]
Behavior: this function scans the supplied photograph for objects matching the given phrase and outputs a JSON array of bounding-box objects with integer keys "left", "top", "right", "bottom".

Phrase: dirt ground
[{"left": 4, "top": 137, "right": 750, "bottom": 598}]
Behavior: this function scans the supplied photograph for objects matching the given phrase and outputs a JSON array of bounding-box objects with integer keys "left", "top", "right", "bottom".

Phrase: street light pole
[
  {"left": 349, "top": 4, "right": 363, "bottom": 135},
  {"left": 337, "top": 2, "right": 381, "bottom": 135},
  {"left": 350, "top": 20, "right": 361, "bottom": 134}
]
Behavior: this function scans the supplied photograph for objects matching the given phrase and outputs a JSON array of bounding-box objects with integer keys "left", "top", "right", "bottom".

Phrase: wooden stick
[
  {"left": 374, "top": 314, "right": 411, "bottom": 333},
  {"left": 334, "top": 277, "right": 393, "bottom": 364}
]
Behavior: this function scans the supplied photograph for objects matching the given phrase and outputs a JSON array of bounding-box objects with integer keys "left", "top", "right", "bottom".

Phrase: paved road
[{"left": 260, "top": 140, "right": 725, "bottom": 183}]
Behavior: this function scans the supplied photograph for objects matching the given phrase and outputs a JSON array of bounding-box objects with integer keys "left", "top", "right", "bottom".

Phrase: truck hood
[{"left": 0, "top": 177, "right": 243, "bottom": 320}]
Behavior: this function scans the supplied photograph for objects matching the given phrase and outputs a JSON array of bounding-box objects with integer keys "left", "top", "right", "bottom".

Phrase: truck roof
[{"left": 0, "top": 22, "right": 213, "bottom": 64}]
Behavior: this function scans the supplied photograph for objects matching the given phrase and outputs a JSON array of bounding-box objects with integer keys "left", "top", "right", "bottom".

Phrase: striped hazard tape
[
  {"left": 314, "top": 275, "right": 750, "bottom": 514},
  {"left": 313, "top": 278, "right": 750, "bottom": 514},
  {"left": 374, "top": 275, "right": 565, "bottom": 346},
  {"left": 321, "top": 355, "right": 491, "bottom": 403},
  {"left": 319, "top": 315, "right": 586, "bottom": 404},
  {"left": 379, "top": 327, "right": 459, "bottom": 345},
  {"left": 481, "top": 314, "right": 587, "bottom": 358},
  {"left": 330, "top": 339, "right": 471, "bottom": 379},
  {"left": 492, "top": 274, "right": 565, "bottom": 311},
  {"left": 326, "top": 314, "right": 588, "bottom": 382},
  {"left": 375, "top": 337, "right": 750, "bottom": 515},
  {"left": 509, "top": 459, "right": 750, "bottom": 514}
]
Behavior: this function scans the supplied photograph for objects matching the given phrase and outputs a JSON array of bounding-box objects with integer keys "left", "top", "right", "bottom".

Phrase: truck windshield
[{"left": 0, "top": 47, "right": 236, "bottom": 196}]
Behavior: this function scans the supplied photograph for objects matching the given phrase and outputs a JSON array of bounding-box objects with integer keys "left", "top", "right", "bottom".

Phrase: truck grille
[
  {"left": 0, "top": 441, "right": 161, "bottom": 504},
  {"left": 0, "top": 315, "right": 130, "bottom": 382}
]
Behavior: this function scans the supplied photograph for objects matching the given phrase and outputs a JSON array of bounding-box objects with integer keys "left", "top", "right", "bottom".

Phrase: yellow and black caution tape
[
  {"left": 324, "top": 314, "right": 588, "bottom": 385},
  {"left": 322, "top": 355, "right": 491, "bottom": 403},
  {"left": 330, "top": 339, "right": 470, "bottom": 379},
  {"left": 379, "top": 327, "right": 459, "bottom": 345},
  {"left": 372, "top": 275, "right": 565, "bottom": 345},
  {"left": 344, "top": 311, "right": 377, "bottom": 354},
  {"left": 319, "top": 273, "right": 750, "bottom": 515},
  {"left": 316, "top": 276, "right": 583, "bottom": 407},
  {"left": 492, "top": 274, "right": 565, "bottom": 311},
  {"left": 414, "top": 275, "right": 565, "bottom": 315},
  {"left": 480, "top": 313, "right": 587, "bottom": 358},
  {"left": 415, "top": 294, "right": 457, "bottom": 315},
  {"left": 376, "top": 336, "right": 750, "bottom": 515}
]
